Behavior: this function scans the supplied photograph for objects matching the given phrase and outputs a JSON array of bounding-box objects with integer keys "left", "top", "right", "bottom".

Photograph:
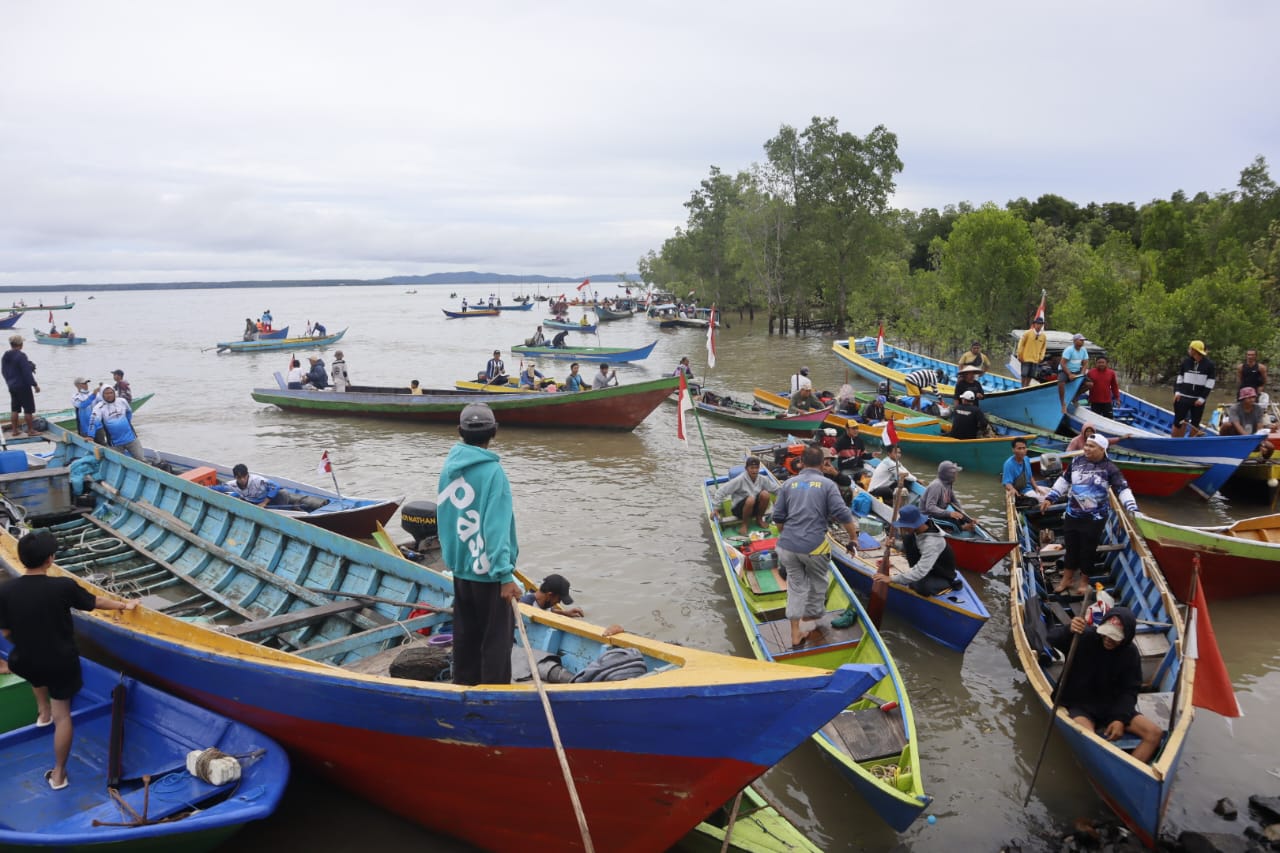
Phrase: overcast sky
[{"left": 2, "top": 1, "right": 1276, "bottom": 287}]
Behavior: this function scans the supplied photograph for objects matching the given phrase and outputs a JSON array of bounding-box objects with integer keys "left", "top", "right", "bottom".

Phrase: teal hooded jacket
[{"left": 436, "top": 442, "right": 519, "bottom": 584}]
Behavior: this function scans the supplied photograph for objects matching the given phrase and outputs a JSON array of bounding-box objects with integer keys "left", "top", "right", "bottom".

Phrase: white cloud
[{"left": 1, "top": 0, "right": 1276, "bottom": 285}]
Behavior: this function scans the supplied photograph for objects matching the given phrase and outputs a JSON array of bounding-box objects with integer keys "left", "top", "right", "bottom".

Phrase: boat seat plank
[
  {"left": 745, "top": 568, "right": 787, "bottom": 595},
  {"left": 759, "top": 610, "right": 864, "bottom": 660},
  {"left": 223, "top": 600, "right": 367, "bottom": 640},
  {"left": 1110, "top": 692, "right": 1174, "bottom": 750},
  {"left": 821, "top": 706, "right": 907, "bottom": 763},
  {"left": 300, "top": 611, "right": 448, "bottom": 661}
]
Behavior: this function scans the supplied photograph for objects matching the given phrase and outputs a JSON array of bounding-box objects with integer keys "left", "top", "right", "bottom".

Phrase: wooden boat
[
  {"left": 0, "top": 637, "right": 289, "bottom": 851},
  {"left": 884, "top": 428, "right": 1037, "bottom": 473},
  {"left": 676, "top": 784, "right": 821, "bottom": 853},
  {"left": 832, "top": 338, "right": 1082, "bottom": 433},
  {"left": 595, "top": 306, "right": 633, "bottom": 322},
  {"left": 0, "top": 312, "right": 23, "bottom": 330},
  {"left": 647, "top": 305, "right": 710, "bottom": 329},
  {"left": 0, "top": 432, "right": 888, "bottom": 853},
  {"left": 214, "top": 329, "right": 347, "bottom": 354},
  {"left": 854, "top": 463, "right": 1016, "bottom": 575},
  {"left": 252, "top": 376, "right": 679, "bottom": 431},
  {"left": 701, "top": 472, "right": 930, "bottom": 831},
  {"left": 543, "top": 317, "right": 598, "bottom": 333},
  {"left": 1133, "top": 511, "right": 1280, "bottom": 601},
  {"left": 441, "top": 308, "right": 500, "bottom": 318},
  {"left": 34, "top": 330, "right": 88, "bottom": 346},
  {"left": 691, "top": 392, "right": 833, "bottom": 433},
  {"left": 1, "top": 392, "right": 155, "bottom": 436},
  {"left": 10, "top": 302, "right": 74, "bottom": 311},
  {"left": 751, "top": 388, "right": 945, "bottom": 440},
  {"left": 145, "top": 448, "right": 403, "bottom": 539},
  {"left": 511, "top": 340, "right": 657, "bottom": 362},
  {"left": 495, "top": 302, "right": 534, "bottom": 311},
  {"left": 248, "top": 325, "right": 289, "bottom": 340},
  {"left": 1066, "top": 405, "right": 1264, "bottom": 498},
  {"left": 1007, "top": 491, "right": 1192, "bottom": 846}
]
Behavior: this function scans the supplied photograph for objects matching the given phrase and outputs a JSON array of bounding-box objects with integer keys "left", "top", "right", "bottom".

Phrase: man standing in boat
[
  {"left": 1172, "top": 340, "right": 1215, "bottom": 437},
  {"left": 1016, "top": 318, "right": 1048, "bottom": 387},
  {"left": 71, "top": 377, "right": 101, "bottom": 437},
  {"left": 3, "top": 334, "right": 41, "bottom": 436},
  {"left": 88, "top": 386, "right": 145, "bottom": 460},
  {"left": 438, "top": 403, "right": 520, "bottom": 685},
  {"left": 1237, "top": 349, "right": 1269, "bottom": 405},
  {"left": 772, "top": 445, "right": 861, "bottom": 649},
  {"left": 1084, "top": 355, "right": 1120, "bottom": 419},
  {"left": 1057, "top": 333, "right": 1090, "bottom": 414},
  {"left": 957, "top": 340, "right": 991, "bottom": 374}
]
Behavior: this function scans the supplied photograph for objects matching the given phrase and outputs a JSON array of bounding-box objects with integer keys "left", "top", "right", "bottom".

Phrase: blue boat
[
  {"left": 0, "top": 638, "right": 288, "bottom": 851},
  {"left": 1007, "top": 491, "right": 1192, "bottom": 846},
  {"left": 543, "top": 317, "right": 598, "bottom": 333},
  {"left": 833, "top": 338, "right": 1082, "bottom": 433},
  {"left": 496, "top": 302, "right": 535, "bottom": 311},
  {"left": 510, "top": 340, "right": 658, "bottom": 363},
  {"left": 0, "top": 312, "right": 23, "bottom": 330},
  {"left": 0, "top": 426, "right": 885, "bottom": 852}
]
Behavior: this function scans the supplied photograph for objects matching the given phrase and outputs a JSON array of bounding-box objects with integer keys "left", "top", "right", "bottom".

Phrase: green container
[{"left": 0, "top": 671, "right": 37, "bottom": 734}]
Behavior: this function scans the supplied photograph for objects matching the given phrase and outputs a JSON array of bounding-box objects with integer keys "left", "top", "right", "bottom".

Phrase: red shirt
[{"left": 1086, "top": 366, "right": 1120, "bottom": 404}]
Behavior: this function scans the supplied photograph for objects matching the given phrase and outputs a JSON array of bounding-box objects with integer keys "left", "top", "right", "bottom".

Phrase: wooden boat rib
[
  {"left": 1133, "top": 511, "right": 1280, "bottom": 601},
  {"left": 701, "top": 472, "right": 929, "bottom": 831},
  {"left": 0, "top": 638, "right": 289, "bottom": 850},
  {"left": 253, "top": 376, "right": 678, "bottom": 430},
  {"left": 511, "top": 340, "right": 658, "bottom": 362},
  {"left": 832, "top": 338, "right": 1082, "bottom": 433},
  {"left": 145, "top": 448, "right": 402, "bottom": 539},
  {"left": 33, "top": 330, "right": 88, "bottom": 346},
  {"left": 1007, "top": 491, "right": 1193, "bottom": 846},
  {"left": 215, "top": 329, "right": 346, "bottom": 353},
  {"left": 441, "top": 308, "right": 500, "bottom": 318},
  {"left": 0, "top": 429, "right": 887, "bottom": 853}
]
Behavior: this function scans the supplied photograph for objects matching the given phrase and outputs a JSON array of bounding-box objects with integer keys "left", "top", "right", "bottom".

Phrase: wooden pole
[
  {"left": 512, "top": 599, "right": 595, "bottom": 853},
  {"left": 868, "top": 480, "right": 906, "bottom": 627}
]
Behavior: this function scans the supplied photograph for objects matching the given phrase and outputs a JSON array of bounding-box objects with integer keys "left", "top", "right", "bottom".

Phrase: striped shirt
[
  {"left": 904, "top": 368, "right": 944, "bottom": 393},
  {"left": 1174, "top": 355, "right": 1216, "bottom": 403}
]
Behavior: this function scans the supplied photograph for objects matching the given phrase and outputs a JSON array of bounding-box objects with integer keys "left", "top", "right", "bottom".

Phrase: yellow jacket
[{"left": 1016, "top": 329, "right": 1047, "bottom": 364}]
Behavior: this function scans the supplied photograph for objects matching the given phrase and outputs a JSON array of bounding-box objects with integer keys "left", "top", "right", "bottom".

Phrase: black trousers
[{"left": 451, "top": 577, "right": 515, "bottom": 686}]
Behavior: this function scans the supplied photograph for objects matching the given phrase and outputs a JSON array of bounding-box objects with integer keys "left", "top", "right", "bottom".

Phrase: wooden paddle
[
  {"left": 1024, "top": 586, "right": 1094, "bottom": 806},
  {"left": 868, "top": 479, "right": 906, "bottom": 628}
]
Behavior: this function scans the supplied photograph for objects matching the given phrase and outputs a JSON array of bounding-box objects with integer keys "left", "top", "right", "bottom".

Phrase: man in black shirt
[{"left": 0, "top": 530, "right": 136, "bottom": 790}]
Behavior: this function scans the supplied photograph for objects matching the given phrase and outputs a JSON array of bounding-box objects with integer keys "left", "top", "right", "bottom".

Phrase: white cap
[
  {"left": 960, "top": 390, "right": 976, "bottom": 401},
  {"left": 1086, "top": 434, "right": 1109, "bottom": 451},
  {"left": 1097, "top": 619, "right": 1124, "bottom": 642}
]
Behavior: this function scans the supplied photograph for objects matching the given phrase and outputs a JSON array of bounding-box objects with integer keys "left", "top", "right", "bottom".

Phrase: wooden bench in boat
[
  {"left": 1110, "top": 692, "right": 1174, "bottom": 750},
  {"left": 821, "top": 701, "right": 908, "bottom": 763},
  {"left": 223, "top": 600, "right": 369, "bottom": 641},
  {"left": 744, "top": 566, "right": 786, "bottom": 595},
  {"left": 759, "top": 610, "right": 863, "bottom": 661}
]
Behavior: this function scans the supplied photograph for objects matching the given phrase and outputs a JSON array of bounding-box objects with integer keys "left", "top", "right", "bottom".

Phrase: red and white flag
[
  {"left": 1031, "top": 290, "right": 1046, "bottom": 326},
  {"left": 676, "top": 373, "right": 692, "bottom": 446},
  {"left": 48, "top": 311, "right": 53, "bottom": 323},
  {"left": 883, "top": 417, "right": 899, "bottom": 447},
  {"left": 576, "top": 278, "right": 591, "bottom": 291},
  {"left": 876, "top": 323, "right": 885, "bottom": 358},
  {"left": 705, "top": 305, "right": 717, "bottom": 369},
  {"left": 317, "top": 451, "right": 332, "bottom": 475},
  {"left": 1186, "top": 560, "right": 1242, "bottom": 718}
]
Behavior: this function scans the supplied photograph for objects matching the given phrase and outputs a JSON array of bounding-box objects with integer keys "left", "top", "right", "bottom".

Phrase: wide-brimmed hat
[
  {"left": 891, "top": 504, "right": 927, "bottom": 529},
  {"left": 958, "top": 365, "right": 983, "bottom": 373}
]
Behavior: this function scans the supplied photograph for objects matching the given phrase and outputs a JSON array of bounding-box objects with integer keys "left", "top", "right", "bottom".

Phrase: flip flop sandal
[
  {"left": 44, "top": 770, "right": 69, "bottom": 790},
  {"left": 35, "top": 717, "right": 53, "bottom": 727}
]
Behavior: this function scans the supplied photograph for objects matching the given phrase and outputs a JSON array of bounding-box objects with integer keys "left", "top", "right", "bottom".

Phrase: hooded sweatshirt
[
  {"left": 921, "top": 461, "right": 962, "bottom": 522},
  {"left": 1048, "top": 605, "right": 1142, "bottom": 725},
  {"left": 436, "top": 442, "right": 518, "bottom": 584}
]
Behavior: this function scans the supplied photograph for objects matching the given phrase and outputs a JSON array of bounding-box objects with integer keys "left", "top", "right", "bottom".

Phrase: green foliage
[{"left": 937, "top": 206, "right": 1040, "bottom": 345}]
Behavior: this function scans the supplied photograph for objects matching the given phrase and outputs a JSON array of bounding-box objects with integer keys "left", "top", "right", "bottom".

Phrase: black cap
[{"left": 540, "top": 573, "right": 573, "bottom": 604}]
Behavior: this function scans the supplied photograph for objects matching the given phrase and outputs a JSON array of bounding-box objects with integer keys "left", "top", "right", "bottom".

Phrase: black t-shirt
[{"left": 0, "top": 575, "right": 97, "bottom": 668}]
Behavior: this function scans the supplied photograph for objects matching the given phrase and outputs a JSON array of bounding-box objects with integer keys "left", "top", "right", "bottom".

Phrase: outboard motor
[{"left": 400, "top": 500, "right": 438, "bottom": 549}]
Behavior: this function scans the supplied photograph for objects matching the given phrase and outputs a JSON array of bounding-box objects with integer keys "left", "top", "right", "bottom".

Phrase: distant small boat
[
  {"left": 495, "top": 302, "right": 535, "bottom": 311},
  {"left": 543, "top": 317, "right": 598, "bottom": 333},
  {"left": 33, "top": 330, "right": 87, "bottom": 346},
  {"left": 404, "top": 289, "right": 418, "bottom": 294},
  {"left": 214, "top": 329, "right": 346, "bottom": 353},
  {"left": 10, "top": 301, "right": 74, "bottom": 311},
  {"left": 511, "top": 340, "right": 657, "bottom": 363},
  {"left": 0, "top": 313, "right": 23, "bottom": 330},
  {"left": 442, "top": 308, "right": 500, "bottom": 319}
]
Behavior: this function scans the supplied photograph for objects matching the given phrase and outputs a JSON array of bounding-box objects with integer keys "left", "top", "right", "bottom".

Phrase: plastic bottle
[{"left": 1086, "top": 582, "right": 1115, "bottom": 625}]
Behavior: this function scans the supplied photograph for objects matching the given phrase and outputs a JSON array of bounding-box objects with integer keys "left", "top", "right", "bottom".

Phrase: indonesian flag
[
  {"left": 676, "top": 373, "right": 692, "bottom": 446},
  {"left": 876, "top": 323, "right": 885, "bottom": 358},
  {"left": 1186, "top": 560, "right": 1242, "bottom": 718},
  {"left": 317, "top": 451, "right": 332, "bottom": 475},
  {"left": 577, "top": 278, "right": 591, "bottom": 291},
  {"left": 883, "top": 416, "right": 898, "bottom": 447},
  {"left": 1032, "top": 290, "right": 1046, "bottom": 326},
  {"left": 706, "top": 305, "right": 717, "bottom": 369}
]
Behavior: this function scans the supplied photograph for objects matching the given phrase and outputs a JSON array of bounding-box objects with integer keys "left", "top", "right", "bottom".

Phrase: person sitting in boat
[
  {"left": 880, "top": 504, "right": 962, "bottom": 597},
  {"left": 519, "top": 573, "right": 585, "bottom": 618},
  {"left": 1219, "top": 386, "right": 1275, "bottom": 458},
  {"left": 579, "top": 315, "right": 591, "bottom": 327},
  {"left": 260, "top": 309, "right": 273, "bottom": 331},
  {"left": 592, "top": 363, "right": 618, "bottom": 390},
  {"left": 88, "top": 386, "right": 145, "bottom": 460},
  {"left": 243, "top": 318, "right": 258, "bottom": 341},
  {"left": 48, "top": 323, "right": 58, "bottom": 336},
  {"left": 672, "top": 356, "right": 694, "bottom": 379},
  {"left": 286, "top": 359, "right": 305, "bottom": 389},
  {"left": 550, "top": 330, "right": 569, "bottom": 348},
  {"left": 789, "top": 367, "right": 813, "bottom": 395},
  {"left": 518, "top": 362, "right": 546, "bottom": 389},
  {"left": 712, "top": 456, "right": 775, "bottom": 536},
  {"left": 833, "top": 384, "right": 861, "bottom": 418},
  {"left": 409, "top": 380, "right": 423, "bottom": 395},
  {"left": 862, "top": 395, "right": 888, "bottom": 423},
  {"left": 1002, "top": 437, "right": 1050, "bottom": 507},
  {"left": 311, "top": 322, "right": 327, "bottom": 337},
  {"left": 212, "top": 464, "right": 289, "bottom": 507},
  {"left": 953, "top": 365, "right": 985, "bottom": 403},
  {"left": 868, "top": 443, "right": 916, "bottom": 503},
  {"left": 834, "top": 421, "right": 870, "bottom": 474},
  {"left": 787, "top": 386, "right": 825, "bottom": 413},
  {"left": 903, "top": 368, "right": 944, "bottom": 411},
  {"left": 921, "top": 461, "right": 976, "bottom": 533},
  {"left": 529, "top": 326, "right": 547, "bottom": 346},
  {"left": 1040, "top": 435, "right": 1138, "bottom": 596},
  {"left": 303, "top": 355, "right": 328, "bottom": 390},
  {"left": 60, "top": 323, "right": 75, "bottom": 340},
  {"left": 563, "top": 362, "right": 588, "bottom": 393},
  {"left": 1048, "top": 606, "right": 1163, "bottom": 763},
  {"left": 485, "top": 351, "right": 508, "bottom": 385},
  {"left": 948, "top": 391, "right": 990, "bottom": 439}
]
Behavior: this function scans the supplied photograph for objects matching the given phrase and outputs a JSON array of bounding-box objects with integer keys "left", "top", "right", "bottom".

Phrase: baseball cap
[
  {"left": 960, "top": 390, "right": 976, "bottom": 401},
  {"left": 1189, "top": 340, "right": 1207, "bottom": 355},
  {"left": 1086, "top": 434, "right": 1110, "bottom": 451},
  {"left": 460, "top": 402, "right": 497, "bottom": 429},
  {"left": 540, "top": 573, "right": 573, "bottom": 604},
  {"left": 74, "top": 376, "right": 90, "bottom": 385},
  {"left": 1097, "top": 619, "right": 1124, "bottom": 642},
  {"left": 800, "top": 367, "right": 810, "bottom": 375},
  {"left": 1031, "top": 317, "right": 1045, "bottom": 324},
  {"left": 1072, "top": 333, "right": 1085, "bottom": 341}
]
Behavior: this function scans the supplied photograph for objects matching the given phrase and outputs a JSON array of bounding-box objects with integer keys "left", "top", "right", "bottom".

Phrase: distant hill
[{"left": 0, "top": 273, "right": 641, "bottom": 293}]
